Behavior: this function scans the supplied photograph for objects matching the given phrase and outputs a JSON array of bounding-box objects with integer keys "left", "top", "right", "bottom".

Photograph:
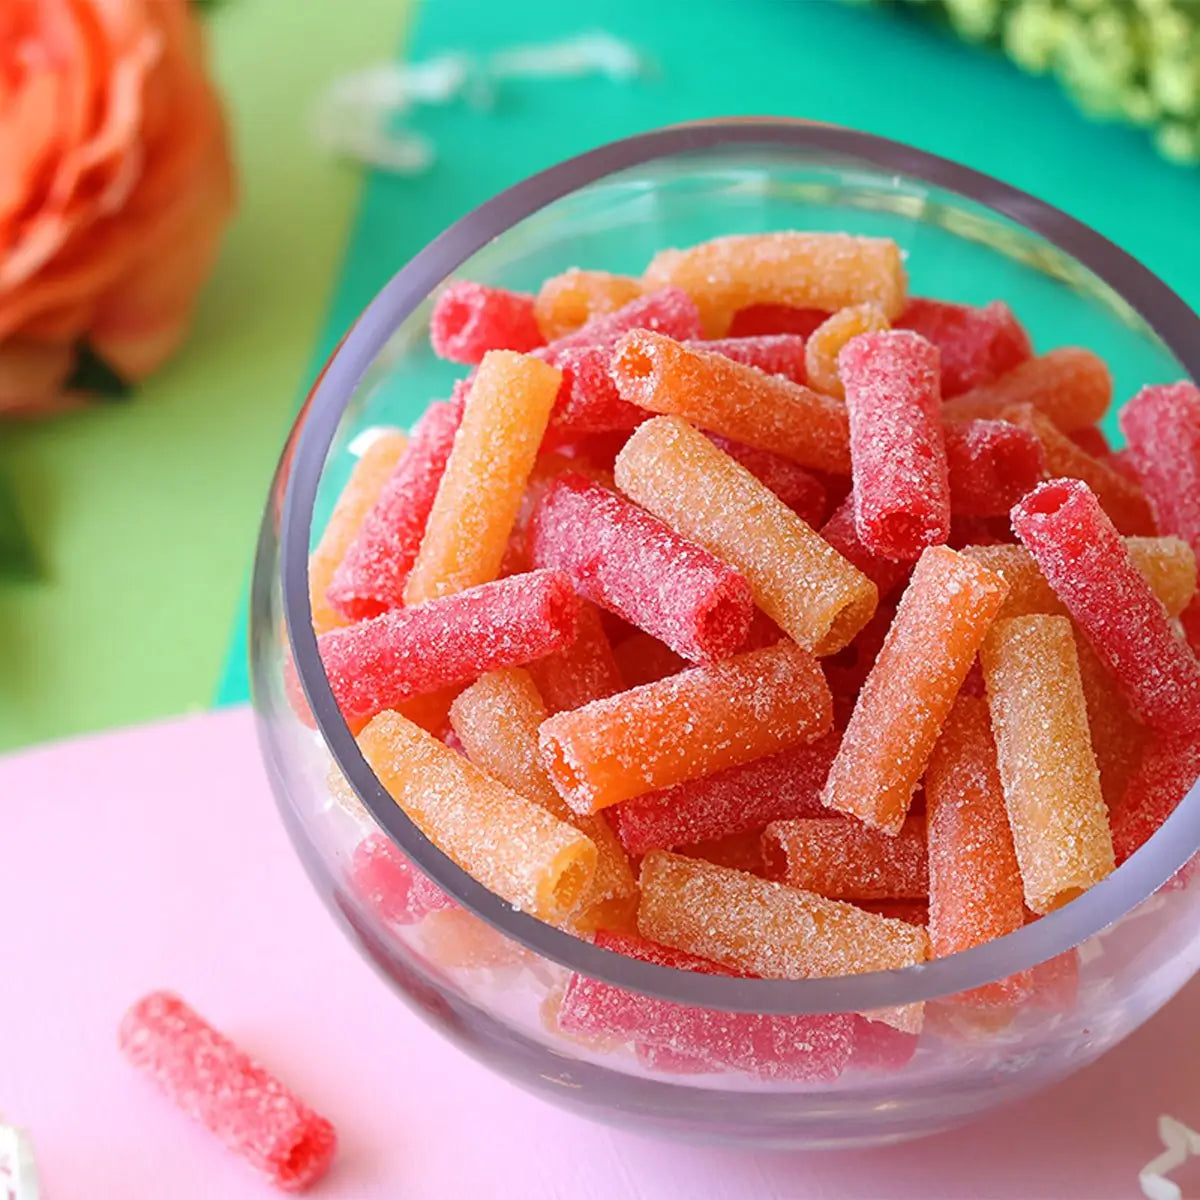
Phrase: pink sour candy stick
[
  {"left": 840, "top": 330, "right": 951, "bottom": 560},
  {"left": 943, "top": 419, "right": 1046, "bottom": 517},
  {"left": 685, "top": 334, "right": 807, "bottom": 383},
  {"left": 430, "top": 281, "right": 544, "bottom": 363},
  {"left": 1011, "top": 479, "right": 1200, "bottom": 734},
  {"left": 847, "top": 1014, "right": 920, "bottom": 1072},
  {"left": 1111, "top": 736, "right": 1200, "bottom": 865},
  {"left": 528, "top": 472, "right": 755, "bottom": 662},
  {"left": 894, "top": 298, "right": 1032, "bottom": 398},
  {"left": 317, "top": 569, "right": 580, "bottom": 727},
  {"left": 706, "top": 433, "right": 828, "bottom": 526},
  {"left": 119, "top": 992, "right": 337, "bottom": 1192},
  {"left": 542, "top": 287, "right": 702, "bottom": 353},
  {"left": 527, "top": 601, "right": 625, "bottom": 714},
  {"left": 727, "top": 304, "right": 830, "bottom": 338},
  {"left": 819, "top": 495, "right": 913, "bottom": 599},
  {"left": 326, "top": 401, "right": 460, "bottom": 621},
  {"left": 347, "top": 833, "right": 455, "bottom": 925}
]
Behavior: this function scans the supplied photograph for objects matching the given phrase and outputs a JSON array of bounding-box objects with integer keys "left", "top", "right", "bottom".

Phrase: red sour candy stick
[
  {"left": 727, "top": 304, "right": 829, "bottom": 338},
  {"left": 594, "top": 928, "right": 738, "bottom": 974},
  {"left": 527, "top": 601, "right": 624, "bottom": 714},
  {"left": 119, "top": 992, "right": 337, "bottom": 1193},
  {"left": 686, "top": 334, "right": 807, "bottom": 383},
  {"left": 840, "top": 330, "right": 951, "bottom": 560},
  {"left": 819, "top": 495, "right": 912, "bottom": 598},
  {"left": 610, "top": 733, "right": 841, "bottom": 858},
  {"left": 943, "top": 419, "right": 1046, "bottom": 517},
  {"left": 847, "top": 1014, "right": 920, "bottom": 1072},
  {"left": 529, "top": 472, "right": 755, "bottom": 662},
  {"left": 1011, "top": 479, "right": 1200, "bottom": 734},
  {"left": 348, "top": 833, "right": 454, "bottom": 925},
  {"left": 430, "top": 281, "right": 544, "bottom": 363},
  {"left": 317, "top": 570, "right": 580, "bottom": 726},
  {"left": 611, "top": 630, "right": 688, "bottom": 688},
  {"left": 895, "top": 298, "right": 1032, "bottom": 398},
  {"left": 541, "top": 287, "right": 702, "bottom": 353},
  {"left": 706, "top": 434, "right": 828, "bottom": 526},
  {"left": 326, "top": 401, "right": 460, "bottom": 621},
  {"left": 1111, "top": 736, "right": 1200, "bottom": 865}
]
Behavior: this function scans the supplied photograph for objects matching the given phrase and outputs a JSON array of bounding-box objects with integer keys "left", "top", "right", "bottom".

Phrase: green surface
[{"left": 0, "top": 0, "right": 411, "bottom": 751}]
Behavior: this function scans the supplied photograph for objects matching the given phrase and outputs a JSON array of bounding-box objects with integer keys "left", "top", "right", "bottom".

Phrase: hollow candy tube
[
  {"left": 610, "top": 631, "right": 688, "bottom": 688},
  {"left": 615, "top": 417, "right": 876, "bottom": 655},
  {"left": 119, "top": 992, "right": 337, "bottom": 1192},
  {"left": 689, "top": 333, "right": 807, "bottom": 383},
  {"left": 940, "top": 348, "right": 1111, "bottom": 432},
  {"left": 430, "top": 281, "right": 544, "bottom": 363},
  {"left": 642, "top": 232, "right": 907, "bottom": 337},
  {"left": 924, "top": 696, "right": 1028, "bottom": 1006},
  {"left": 308, "top": 431, "right": 407, "bottom": 634},
  {"left": 961, "top": 537, "right": 1196, "bottom": 621},
  {"left": 317, "top": 570, "right": 579, "bottom": 727},
  {"left": 611, "top": 330, "right": 851, "bottom": 473},
  {"left": 980, "top": 615, "right": 1115, "bottom": 914},
  {"left": 818, "top": 496, "right": 913, "bottom": 599},
  {"left": 1011, "top": 479, "right": 1200, "bottom": 734},
  {"left": 527, "top": 601, "right": 624, "bottom": 714},
  {"left": 763, "top": 815, "right": 928, "bottom": 900},
  {"left": 539, "top": 640, "right": 832, "bottom": 814},
  {"left": 533, "top": 268, "right": 644, "bottom": 340},
  {"left": 823, "top": 546, "right": 1009, "bottom": 834},
  {"left": 448, "top": 668, "right": 636, "bottom": 921},
  {"left": 359, "top": 710, "right": 597, "bottom": 922},
  {"left": 895, "top": 298, "right": 1033, "bottom": 398},
  {"left": 610, "top": 733, "right": 841, "bottom": 858},
  {"left": 727, "top": 303, "right": 830, "bottom": 338},
  {"left": 637, "top": 852, "right": 929, "bottom": 1030},
  {"left": 804, "top": 302, "right": 890, "bottom": 399},
  {"left": 942, "top": 419, "right": 1045, "bottom": 518},
  {"left": 840, "top": 330, "right": 951, "bottom": 559},
  {"left": 326, "top": 402, "right": 460, "bottom": 621},
  {"left": 705, "top": 434, "right": 828, "bottom": 526},
  {"left": 529, "top": 472, "right": 754, "bottom": 662}
]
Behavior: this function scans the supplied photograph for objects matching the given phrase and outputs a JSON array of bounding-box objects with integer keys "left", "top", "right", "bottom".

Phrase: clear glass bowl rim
[{"left": 276, "top": 118, "right": 1200, "bottom": 1015}]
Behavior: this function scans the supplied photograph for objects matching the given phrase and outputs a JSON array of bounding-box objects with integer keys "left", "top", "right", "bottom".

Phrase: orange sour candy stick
[
  {"left": 804, "top": 303, "right": 890, "bottom": 399},
  {"left": 533, "top": 269, "right": 644, "bottom": 340}
]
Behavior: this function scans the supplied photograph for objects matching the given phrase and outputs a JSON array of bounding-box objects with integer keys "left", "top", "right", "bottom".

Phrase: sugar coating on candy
[
  {"left": 1003, "top": 403, "right": 1155, "bottom": 535},
  {"left": 855, "top": 899, "right": 929, "bottom": 925},
  {"left": 544, "top": 342, "right": 648, "bottom": 436},
  {"left": 804, "top": 302, "right": 890, "bottom": 399},
  {"left": 940, "top": 347, "right": 1111, "bottom": 432},
  {"left": 1186, "top": 595, "right": 1200, "bottom": 655},
  {"left": 318, "top": 569, "right": 580, "bottom": 728},
  {"left": 1111, "top": 735, "right": 1200, "bottom": 865},
  {"left": 980, "top": 614, "right": 1115, "bottom": 914},
  {"left": 1012, "top": 479, "right": 1200, "bottom": 734},
  {"left": 727, "top": 303, "right": 830, "bottom": 338},
  {"left": 819, "top": 496, "right": 912, "bottom": 599},
  {"left": 637, "top": 852, "right": 928, "bottom": 1029},
  {"left": 688, "top": 828, "right": 770, "bottom": 875},
  {"left": 529, "top": 472, "right": 755, "bottom": 662},
  {"left": 895, "top": 298, "right": 1032, "bottom": 398},
  {"left": 686, "top": 333, "right": 807, "bottom": 384},
  {"left": 405, "top": 350, "right": 562, "bottom": 604},
  {"left": 326, "top": 401, "right": 460, "bottom": 621},
  {"left": 430, "top": 281, "right": 544, "bottom": 363},
  {"left": 540, "top": 286, "right": 702, "bottom": 354},
  {"left": 840, "top": 330, "right": 951, "bottom": 560},
  {"left": 348, "top": 833, "right": 455, "bottom": 925},
  {"left": 642, "top": 232, "right": 907, "bottom": 337},
  {"left": 359, "top": 710, "right": 598, "bottom": 922},
  {"left": 539, "top": 640, "right": 833, "bottom": 813},
  {"left": 610, "top": 733, "right": 841, "bottom": 857},
  {"left": 527, "top": 601, "right": 625, "bottom": 714},
  {"left": 534, "top": 268, "right": 644, "bottom": 340},
  {"left": 309, "top": 430, "right": 407, "bottom": 633},
  {"left": 612, "top": 330, "right": 852, "bottom": 473},
  {"left": 594, "top": 928, "right": 737, "bottom": 974},
  {"left": 705, "top": 433, "right": 828, "bottom": 526},
  {"left": 764, "top": 815, "right": 928, "bottom": 900},
  {"left": 119, "top": 992, "right": 337, "bottom": 1193},
  {"left": 615, "top": 418, "right": 877, "bottom": 655},
  {"left": 942, "top": 419, "right": 1045, "bottom": 518},
  {"left": 823, "top": 546, "right": 1009, "bottom": 834},
  {"left": 611, "top": 630, "right": 688, "bottom": 688}
]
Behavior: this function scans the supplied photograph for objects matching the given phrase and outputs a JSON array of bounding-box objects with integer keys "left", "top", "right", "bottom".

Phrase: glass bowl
[{"left": 250, "top": 120, "right": 1200, "bottom": 1149}]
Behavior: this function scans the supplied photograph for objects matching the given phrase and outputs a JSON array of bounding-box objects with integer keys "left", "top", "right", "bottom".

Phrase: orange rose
[{"left": 0, "top": 0, "right": 235, "bottom": 417}]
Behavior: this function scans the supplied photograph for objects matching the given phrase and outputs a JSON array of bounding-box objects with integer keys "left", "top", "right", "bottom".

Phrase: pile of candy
[{"left": 303, "top": 231, "right": 1200, "bottom": 1080}]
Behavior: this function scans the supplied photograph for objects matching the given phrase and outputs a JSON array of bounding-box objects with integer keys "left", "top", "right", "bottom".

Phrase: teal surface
[{"left": 217, "top": 0, "right": 1199, "bottom": 706}]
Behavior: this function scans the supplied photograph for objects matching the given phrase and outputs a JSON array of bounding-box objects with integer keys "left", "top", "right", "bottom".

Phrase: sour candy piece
[
  {"left": 317, "top": 570, "right": 579, "bottom": 727},
  {"left": 940, "top": 348, "right": 1111, "bottom": 432},
  {"left": 847, "top": 1014, "right": 920, "bottom": 1072},
  {"left": 611, "top": 631, "right": 688, "bottom": 688},
  {"left": 727, "top": 303, "right": 829, "bottom": 338},
  {"left": 1003, "top": 403, "right": 1155, "bottom": 535},
  {"left": 544, "top": 342, "right": 647, "bottom": 436},
  {"left": 895, "top": 298, "right": 1033, "bottom": 398},
  {"left": 611, "top": 330, "right": 851, "bottom": 473},
  {"left": 980, "top": 614, "right": 1115, "bottom": 914},
  {"left": 119, "top": 992, "right": 337, "bottom": 1193},
  {"left": 610, "top": 733, "right": 841, "bottom": 858},
  {"left": 359, "top": 710, "right": 597, "bottom": 922},
  {"left": 541, "top": 286, "right": 702, "bottom": 353},
  {"left": 430, "top": 280, "right": 544, "bottom": 363},
  {"left": 840, "top": 330, "right": 951, "bottom": 559},
  {"left": 534, "top": 268, "right": 643, "bottom": 340},
  {"left": 688, "top": 334, "right": 807, "bottom": 383},
  {"left": 705, "top": 433, "right": 828, "bottom": 526},
  {"left": 942, "top": 419, "right": 1045, "bottom": 518},
  {"left": 642, "top": 232, "right": 907, "bottom": 337},
  {"left": 764, "top": 815, "right": 928, "bottom": 900},
  {"left": 804, "top": 302, "right": 890, "bottom": 399},
  {"left": 348, "top": 833, "right": 454, "bottom": 926},
  {"left": 527, "top": 601, "right": 624, "bottom": 714},
  {"left": 823, "top": 546, "right": 1008, "bottom": 834},
  {"left": 615, "top": 417, "right": 877, "bottom": 655},
  {"left": 308, "top": 431, "right": 407, "bottom": 634},
  {"left": 539, "top": 640, "right": 833, "bottom": 813},
  {"left": 1067, "top": 425, "right": 1112, "bottom": 459},
  {"left": 925, "top": 696, "right": 1028, "bottom": 1006},
  {"left": 1011, "top": 479, "right": 1200, "bottom": 734},
  {"left": 1110, "top": 736, "right": 1200, "bottom": 865},
  {"left": 688, "top": 828, "right": 770, "bottom": 875},
  {"left": 819, "top": 496, "right": 912, "bottom": 599},
  {"left": 326, "top": 401, "right": 460, "bottom": 621},
  {"left": 528, "top": 472, "right": 755, "bottom": 662},
  {"left": 405, "top": 350, "right": 561, "bottom": 603}
]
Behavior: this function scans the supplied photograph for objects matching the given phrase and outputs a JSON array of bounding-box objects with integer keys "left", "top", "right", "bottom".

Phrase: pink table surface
[{"left": 5, "top": 706, "right": 1200, "bottom": 1199}]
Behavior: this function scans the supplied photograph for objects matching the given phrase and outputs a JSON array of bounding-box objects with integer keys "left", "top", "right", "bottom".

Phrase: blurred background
[{"left": 2, "top": 0, "right": 1197, "bottom": 753}]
